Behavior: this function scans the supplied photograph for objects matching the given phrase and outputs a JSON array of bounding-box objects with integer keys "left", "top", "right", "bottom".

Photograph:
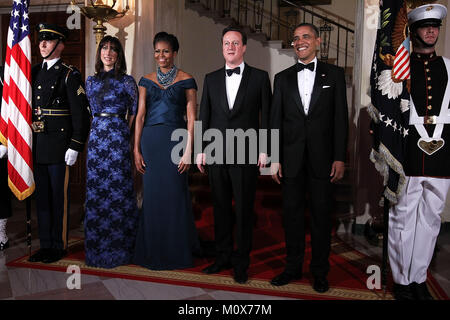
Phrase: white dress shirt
[
  {"left": 297, "top": 57, "right": 317, "bottom": 115},
  {"left": 225, "top": 62, "right": 245, "bottom": 110},
  {"left": 43, "top": 57, "right": 60, "bottom": 70}
]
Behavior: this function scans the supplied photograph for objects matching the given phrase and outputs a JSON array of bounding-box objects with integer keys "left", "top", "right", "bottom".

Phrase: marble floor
[{"left": 1, "top": 199, "right": 449, "bottom": 301}]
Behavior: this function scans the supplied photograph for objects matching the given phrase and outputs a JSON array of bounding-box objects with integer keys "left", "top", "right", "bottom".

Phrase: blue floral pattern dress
[{"left": 84, "top": 71, "right": 139, "bottom": 268}]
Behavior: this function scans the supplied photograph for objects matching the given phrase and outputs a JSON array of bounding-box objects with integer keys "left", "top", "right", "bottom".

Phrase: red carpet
[{"left": 7, "top": 175, "right": 449, "bottom": 300}]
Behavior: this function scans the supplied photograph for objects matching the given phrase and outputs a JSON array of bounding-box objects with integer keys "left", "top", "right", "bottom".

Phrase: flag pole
[
  {"left": 382, "top": 195, "right": 390, "bottom": 295},
  {"left": 26, "top": 197, "right": 31, "bottom": 258}
]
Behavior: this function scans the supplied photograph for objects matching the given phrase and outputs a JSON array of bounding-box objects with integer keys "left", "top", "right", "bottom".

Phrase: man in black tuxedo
[
  {"left": 196, "top": 26, "right": 271, "bottom": 284},
  {"left": 270, "top": 23, "right": 348, "bottom": 293}
]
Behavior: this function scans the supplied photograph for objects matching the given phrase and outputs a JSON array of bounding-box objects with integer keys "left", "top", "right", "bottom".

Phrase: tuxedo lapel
[
  {"left": 230, "top": 64, "right": 250, "bottom": 116},
  {"left": 308, "top": 61, "right": 326, "bottom": 115},
  {"left": 217, "top": 68, "right": 231, "bottom": 115},
  {"left": 288, "top": 67, "right": 305, "bottom": 115}
]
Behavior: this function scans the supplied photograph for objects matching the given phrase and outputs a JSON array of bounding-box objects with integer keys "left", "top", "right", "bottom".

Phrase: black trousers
[
  {"left": 281, "top": 159, "right": 334, "bottom": 278},
  {"left": 34, "top": 163, "right": 70, "bottom": 250},
  {"left": 0, "top": 158, "right": 12, "bottom": 219},
  {"left": 208, "top": 165, "right": 258, "bottom": 272}
]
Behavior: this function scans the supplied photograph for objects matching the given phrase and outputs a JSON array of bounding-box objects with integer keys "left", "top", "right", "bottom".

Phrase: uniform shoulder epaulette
[
  {"left": 61, "top": 62, "right": 74, "bottom": 71},
  {"left": 62, "top": 63, "right": 81, "bottom": 84}
]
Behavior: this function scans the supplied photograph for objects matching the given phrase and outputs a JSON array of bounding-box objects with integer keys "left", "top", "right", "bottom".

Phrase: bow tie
[
  {"left": 296, "top": 62, "right": 315, "bottom": 72},
  {"left": 226, "top": 67, "right": 241, "bottom": 77}
]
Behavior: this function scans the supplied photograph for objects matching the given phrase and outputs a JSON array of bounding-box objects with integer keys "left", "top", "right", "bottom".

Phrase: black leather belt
[{"left": 94, "top": 113, "right": 126, "bottom": 119}]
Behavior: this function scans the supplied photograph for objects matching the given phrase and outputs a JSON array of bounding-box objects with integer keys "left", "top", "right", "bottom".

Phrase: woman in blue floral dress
[{"left": 84, "top": 36, "right": 139, "bottom": 268}]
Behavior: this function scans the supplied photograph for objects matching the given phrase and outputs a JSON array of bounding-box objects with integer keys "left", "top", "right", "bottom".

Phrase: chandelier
[{"left": 70, "top": 0, "right": 130, "bottom": 45}]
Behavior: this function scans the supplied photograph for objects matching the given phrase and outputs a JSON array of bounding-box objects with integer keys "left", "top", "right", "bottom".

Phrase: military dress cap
[
  {"left": 408, "top": 4, "right": 447, "bottom": 28},
  {"left": 37, "top": 23, "right": 69, "bottom": 41}
]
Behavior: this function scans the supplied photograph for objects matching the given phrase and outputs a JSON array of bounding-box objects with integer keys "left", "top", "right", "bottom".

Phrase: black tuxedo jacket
[
  {"left": 270, "top": 60, "right": 348, "bottom": 178},
  {"left": 199, "top": 64, "right": 271, "bottom": 165}
]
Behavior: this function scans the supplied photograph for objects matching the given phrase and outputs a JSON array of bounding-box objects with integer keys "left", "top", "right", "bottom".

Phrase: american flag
[
  {"left": 369, "top": 0, "right": 409, "bottom": 204},
  {"left": 392, "top": 37, "right": 411, "bottom": 81},
  {"left": 0, "top": 0, "right": 34, "bottom": 201}
]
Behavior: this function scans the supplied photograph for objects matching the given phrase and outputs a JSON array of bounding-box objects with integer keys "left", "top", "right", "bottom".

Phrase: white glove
[
  {"left": 65, "top": 148, "right": 79, "bottom": 166},
  {"left": 0, "top": 145, "right": 7, "bottom": 159}
]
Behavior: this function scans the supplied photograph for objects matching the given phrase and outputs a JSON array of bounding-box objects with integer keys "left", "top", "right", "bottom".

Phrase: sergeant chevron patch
[{"left": 77, "top": 86, "right": 85, "bottom": 96}]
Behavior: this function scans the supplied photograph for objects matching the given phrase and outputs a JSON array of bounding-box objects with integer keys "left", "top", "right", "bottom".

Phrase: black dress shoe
[
  {"left": 0, "top": 240, "right": 9, "bottom": 251},
  {"left": 393, "top": 283, "right": 415, "bottom": 300},
  {"left": 28, "top": 248, "right": 51, "bottom": 262},
  {"left": 270, "top": 271, "right": 302, "bottom": 286},
  {"left": 234, "top": 269, "right": 248, "bottom": 284},
  {"left": 313, "top": 277, "right": 329, "bottom": 293},
  {"left": 42, "top": 249, "right": 67, "bottom": 264},
  {"left": 413, "top": 282, "right": 433, "bottom": 300},
  {"left": 202, "top": 261, "right": 232, "bottom": 274}
]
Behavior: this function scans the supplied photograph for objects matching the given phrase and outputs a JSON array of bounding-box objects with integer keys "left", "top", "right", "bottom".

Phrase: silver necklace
[{"left": 157, "top": 65, "right": 178, "bottom": 88}]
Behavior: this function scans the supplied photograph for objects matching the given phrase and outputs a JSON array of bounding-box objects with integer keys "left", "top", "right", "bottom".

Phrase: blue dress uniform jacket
[
  {"left": 31, "top": 60, "right": 90, "bottom": 164},
  {"left": 405, "top": 52, "right": 450, "bottom": 177}
]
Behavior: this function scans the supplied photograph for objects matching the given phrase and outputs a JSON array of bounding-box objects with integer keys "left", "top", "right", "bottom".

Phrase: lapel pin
[{"left": 322, "top": 74, "right": 326, "bottom": 77}]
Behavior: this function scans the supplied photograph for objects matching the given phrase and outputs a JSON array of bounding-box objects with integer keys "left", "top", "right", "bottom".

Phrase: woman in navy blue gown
[
  {"left": 133, "top": 32, "right": 200, "bottom": 270},
  {"left": 84, "top": 36, "right": 139, "bottom": 268}
]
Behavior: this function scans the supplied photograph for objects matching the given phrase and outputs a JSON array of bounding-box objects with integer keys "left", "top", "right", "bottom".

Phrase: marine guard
[{"left": 389, "top": 4, "right": 450, "bottom": 300}]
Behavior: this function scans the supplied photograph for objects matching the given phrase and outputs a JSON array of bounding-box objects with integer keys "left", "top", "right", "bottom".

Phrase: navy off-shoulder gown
[{"left": 133, "top": 77, "right": 200, "bottom": 270}]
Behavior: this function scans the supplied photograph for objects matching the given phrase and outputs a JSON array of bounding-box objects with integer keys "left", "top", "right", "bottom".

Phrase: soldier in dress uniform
[
  {"left": 28, "top": 23, "right": 90, "bottom": 263},
  {"left": 389, "top": 4, "right": 450, "bottom": 300}
]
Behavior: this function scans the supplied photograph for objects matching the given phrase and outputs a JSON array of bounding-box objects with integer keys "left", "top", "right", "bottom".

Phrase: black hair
[
  {"left": 153, "top": 32, "right": 180, "bottom": 52},
  {"left": 95, "top": 36, "right": 127, "bottom": 78},
  {"left": 222, "top": 25, "right": 247, "bottom": 45},
  {"left": 294, "top": 23, "right": 320, "bottom": 38}
]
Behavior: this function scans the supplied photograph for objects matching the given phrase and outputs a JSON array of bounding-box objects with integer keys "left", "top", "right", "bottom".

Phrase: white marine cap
[{"left": 408, "top": 3, "right": 447, "bottom": 28}]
